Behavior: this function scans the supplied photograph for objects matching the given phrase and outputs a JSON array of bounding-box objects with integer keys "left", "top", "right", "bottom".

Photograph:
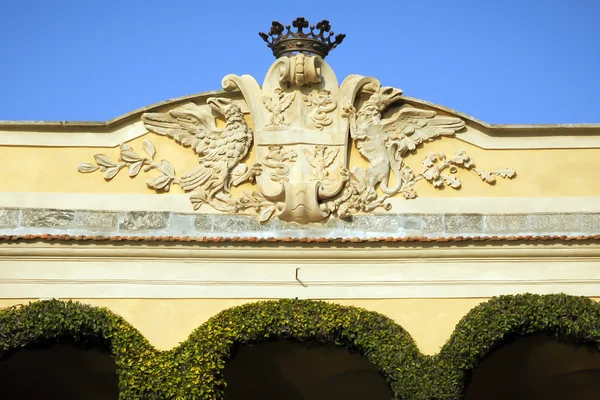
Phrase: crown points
[{"left": 258, "top": 17, "right": 345, "bottom": 59}]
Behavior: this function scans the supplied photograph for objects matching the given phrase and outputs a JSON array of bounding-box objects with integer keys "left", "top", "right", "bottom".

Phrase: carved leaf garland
[
  {"left": 258, "top": 206, "right": 277, "bottom": 223},
  {"left": 77, "top": 140, "right": 182, "bottom": 192},
  {"left": 143, "top": 140, "right": 156, "bottom": 160},
  {"left": 94, "top": 154, "right": 117, "bottom": 168},
  {"left": 147, "top": 160, "right": 178, "bottom": 192},
  {"left": 128, "top": 161, "right": 144, "bottom": 177},
  {"left": 77, "top": 163, "right": 99, "bottom": 173}
]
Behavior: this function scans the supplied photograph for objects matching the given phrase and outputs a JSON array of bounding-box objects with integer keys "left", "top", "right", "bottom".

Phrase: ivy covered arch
[
  {"left": 175, "top": 299, "right": 425, "bottom": 399},
  {"left": 0, "top": 300, "right": 153, "bottom": 397},
  {"left": 435, "top": 293, "right": 600, "bottom": 398},
  {"left": 1, "top": 294, "right": 599, "bottom": 399}
]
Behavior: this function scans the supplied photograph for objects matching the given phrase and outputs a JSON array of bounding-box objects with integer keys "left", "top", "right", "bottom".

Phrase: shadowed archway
[
  {"left": 0, "top": 343, "right": 119, "bottom": 400},
  {"left": 223, "top": 339, "right": 392, "bottom": 400},
  {"left": 464, "top": 335, "right": 600, "bottom": 400},
  {"left": 0, "top": 300, "right": 155, "bottom": 398}
]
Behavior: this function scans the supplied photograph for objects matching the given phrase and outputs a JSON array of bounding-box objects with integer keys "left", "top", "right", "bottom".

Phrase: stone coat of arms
[{"left": 79, "top": 18, "right": 515, "bottom": 224}]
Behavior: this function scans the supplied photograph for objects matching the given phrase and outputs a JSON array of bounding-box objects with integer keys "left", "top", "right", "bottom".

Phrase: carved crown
[{"left": 259, "top": 17, "right": 346, "bottom": 59}]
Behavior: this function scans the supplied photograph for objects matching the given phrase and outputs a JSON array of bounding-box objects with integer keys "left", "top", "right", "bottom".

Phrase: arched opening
[
  {"left": 0, "top": 343, "right": 119, "bottom": 400},
  {"left": 464, "top": 335, "right": 600, "bottom": 399},
  {"left": 223, "top": 339, "right": 393, "bottom": 400}
]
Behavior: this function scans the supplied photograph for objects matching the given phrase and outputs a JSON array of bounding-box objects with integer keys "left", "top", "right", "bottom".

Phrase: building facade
[{"left": 0, "top": 18, "right": 599, "bottom": 399}]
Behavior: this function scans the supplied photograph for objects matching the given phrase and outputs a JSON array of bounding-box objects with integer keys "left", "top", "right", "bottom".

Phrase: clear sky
[{"left": 1, "top": 0, "right": 598, "bottom": 124}]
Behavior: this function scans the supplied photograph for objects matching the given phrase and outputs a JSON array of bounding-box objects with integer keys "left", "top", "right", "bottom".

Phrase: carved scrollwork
[{"left": 275, "top": 53, "right": 322, "bottom": 86}]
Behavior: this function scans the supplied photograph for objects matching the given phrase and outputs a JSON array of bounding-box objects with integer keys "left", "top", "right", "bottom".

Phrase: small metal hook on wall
[{"left": 295, "top": 267, "right": 308, "bottom": 287}]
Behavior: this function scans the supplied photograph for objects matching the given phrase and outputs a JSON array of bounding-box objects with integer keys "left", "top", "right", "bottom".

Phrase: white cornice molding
[
  {"left": 1, "top": 241, "right": 599, "bottom": 299},
  {"left": 0, "top": 92, "right": 599, "bottom": 149},
  {"left": 0, "top": 90, "right": 243, "bottom": 148}
]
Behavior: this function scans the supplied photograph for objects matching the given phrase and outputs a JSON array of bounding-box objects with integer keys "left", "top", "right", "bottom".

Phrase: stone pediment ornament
[{"left": 78, "top": 17, "right": 515, "bottom": 224}]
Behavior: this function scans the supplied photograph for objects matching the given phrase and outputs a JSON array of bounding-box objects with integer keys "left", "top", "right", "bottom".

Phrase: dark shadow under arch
[
  {"left": 0, "top": 300, "right": 154, "bottom": 398},
  {"left": 464, "top": 335, "right": 600, "bottom": 400},
  {"left": 0, "top": 342, "right": 119, "bottom": 400},
  {"left": 223, "top": 339, "right": 393, "bottom": 400}
]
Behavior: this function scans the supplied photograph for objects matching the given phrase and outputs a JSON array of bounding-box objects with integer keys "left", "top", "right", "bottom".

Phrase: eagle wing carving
[
  {"left": 382, "top": 107, "right": 466, "bottom": 159},
  {"left": 141, "top": 103, "right": 220, "bottom": 160},
  {"left": 141, "top": 98, "right": 260, "bottom": 211},
  {"left": 341, "top": 84, "right": 466, "bottom": 214}
]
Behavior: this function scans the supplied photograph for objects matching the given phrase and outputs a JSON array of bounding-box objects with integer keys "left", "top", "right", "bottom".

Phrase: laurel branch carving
[{"left": 78, "top": 141, "right": 180, "bottom": 192}]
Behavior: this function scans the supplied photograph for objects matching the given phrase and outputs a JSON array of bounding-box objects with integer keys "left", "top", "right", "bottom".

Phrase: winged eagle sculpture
[
  {"left": 140, "top": 98, "right": 261, "bottom": 212},
  {"left": 78, "top": 17, "right": 515, "bottom": 224}
]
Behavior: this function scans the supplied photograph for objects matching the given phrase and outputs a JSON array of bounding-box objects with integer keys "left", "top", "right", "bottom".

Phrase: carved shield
[{"left": 225, "top": 54, "right": 355, "bottom": 224}]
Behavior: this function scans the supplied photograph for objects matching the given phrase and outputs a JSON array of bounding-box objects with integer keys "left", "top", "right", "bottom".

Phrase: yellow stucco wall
[
  {"left": 0, "top": 131, "right": 599, "bottom": 198},
  {"left": 4, "top": 297, "right": 594, "bottom": 356}
]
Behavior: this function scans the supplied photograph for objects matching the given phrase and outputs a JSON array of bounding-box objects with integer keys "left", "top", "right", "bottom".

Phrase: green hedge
[{"left": 0, "top": 294, "right": 599, "bottom": 399}]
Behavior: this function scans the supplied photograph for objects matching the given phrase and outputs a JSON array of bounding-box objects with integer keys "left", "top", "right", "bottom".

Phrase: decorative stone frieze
[{"left": 75, "top": 20, "right": 516, "bottom": 225}]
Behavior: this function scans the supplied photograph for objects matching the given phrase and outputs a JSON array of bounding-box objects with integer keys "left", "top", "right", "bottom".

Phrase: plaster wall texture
[{"left": 0, "top": 134, "right": 599, "bottom": 198}]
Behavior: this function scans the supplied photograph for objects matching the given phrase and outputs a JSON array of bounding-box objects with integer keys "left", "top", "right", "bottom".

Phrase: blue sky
[{"left": 1, "top": 0, "right": 598, "bottom": 123}]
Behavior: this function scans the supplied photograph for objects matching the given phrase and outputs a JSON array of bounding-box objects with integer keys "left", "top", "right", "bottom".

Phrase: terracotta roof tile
[{"left": 0, "top": 234, "right": 599, "bottom": 243}]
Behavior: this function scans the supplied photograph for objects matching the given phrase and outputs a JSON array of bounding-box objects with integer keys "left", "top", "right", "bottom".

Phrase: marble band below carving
[{"left": 0, "top": 206, "right": 599, "bottom": 239}]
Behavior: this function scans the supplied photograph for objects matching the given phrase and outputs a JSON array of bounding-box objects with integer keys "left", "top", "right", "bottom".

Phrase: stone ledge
[
  {"left": 0, "top": 209, "right": 19, "bottom": 228},
  {"left": 119, "top": 212, "right": 170, "bottom": 232},
  {"left": 21, "top": 209, "right": 74, "bottom": 228},
  {"left": 582, "top": 214, "right": 600, "bottom": 231},
  {"left": 73, "top": 211, "right": 118, "bottom": 232},
  {"left": 212, "top": 214, "right": 276, "bottom": 234},
  {"left": 529, "top": 214, "right": 581, "bottom": 232},
  {"left": 1, "top": 208, "right": 599, "bottom": 238},
  {"left": 445, "top": 214, "right": 483, "bottom": 233},
  {"left": 484, "top": 214, "right": 529, "bottom": 233}
]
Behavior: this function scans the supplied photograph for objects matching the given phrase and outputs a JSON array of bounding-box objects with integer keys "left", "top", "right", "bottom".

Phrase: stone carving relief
[
  {"left": 263, "top": 145, "right": 298, "bottom": 182},
  {"left": 78, "top": 140, "right": 179, "bottom": 192},
  {"left": 304, "top": 145, "right": 339, "bottom": 182},
  {"left": 262, "top": 88, "right": 296, "bottom": 129},
  {"left": 77, "top": 18, "right": 516, "bottom": 225},
  {"left": 337, "top": 83, "right": 516, "bottom": 215},
  {"left": 303, "top": 89, "right": 337, "bottom": 130}
]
